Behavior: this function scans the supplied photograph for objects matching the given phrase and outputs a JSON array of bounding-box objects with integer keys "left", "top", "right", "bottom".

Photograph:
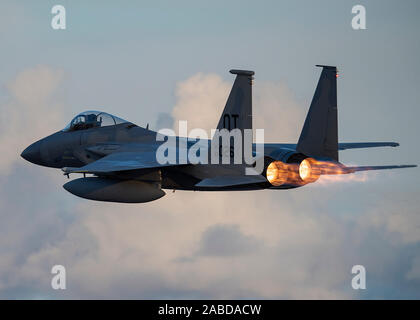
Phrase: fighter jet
[{"left": 21, "top": 65, "right": 416, "bottom": 203}]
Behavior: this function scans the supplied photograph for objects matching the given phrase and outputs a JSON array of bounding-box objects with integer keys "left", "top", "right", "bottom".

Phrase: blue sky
[{"left": 0, "top": 0, "right": 419, "bottom": 299}]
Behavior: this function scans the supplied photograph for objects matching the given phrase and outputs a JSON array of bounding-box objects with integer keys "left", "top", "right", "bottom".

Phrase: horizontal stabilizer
[
  {"left": 196, "top": 175, "right": 267, "bottom": 188},
  {"left": 338, "top": 142, "right": 399, "bottom": 150},
  {"left": 346, "top": 164, "right": 417, "bottom": 173}
]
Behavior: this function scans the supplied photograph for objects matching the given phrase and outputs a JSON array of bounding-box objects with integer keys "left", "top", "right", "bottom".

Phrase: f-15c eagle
[{"left": 21, "top": 65, "right": 416, "bottom": 203}]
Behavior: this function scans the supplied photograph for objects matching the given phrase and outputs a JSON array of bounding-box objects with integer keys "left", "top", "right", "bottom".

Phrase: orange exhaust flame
[
  {"left": 311, "top": 160, "right": 349, "bottom": 175},
  {"left": 299, "top": 158, "right": 321, "bottom": 183},
  {"left": 266, "top": 158, "right": 368, "bottom": 187},
  {"left": 266, "top": 160, "right": 311, "bottom": 186},
  {"left": 266, "top": 161, "right": 289, "bottom": 186}
]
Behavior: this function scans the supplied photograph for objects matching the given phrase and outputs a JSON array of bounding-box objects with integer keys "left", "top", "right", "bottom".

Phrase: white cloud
[
  {"left": 0, "top": 70, "right": 418, "bottom": 299},
  {"left": 253, "top": 80, "right": 305, "bottom": 142},
  {"left": 172, "top": 73, "right": 231, "bottom": 133},
  {"left": 360, "top": 192, "right": 420, "bottom": 245},
  {"left": 0, "top": 65, "right": 67, "bottom": 174},
  {"left": 8, "top": 190, "right": 353, "bottom": 298},
  {"left": 171, "top": 73, "right": 305, "bottom": 142}
]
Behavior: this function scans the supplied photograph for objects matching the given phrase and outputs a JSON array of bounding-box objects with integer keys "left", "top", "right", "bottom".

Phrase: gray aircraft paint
[{"left": 21, "top": 67, "right": 416, "bottom": 203}]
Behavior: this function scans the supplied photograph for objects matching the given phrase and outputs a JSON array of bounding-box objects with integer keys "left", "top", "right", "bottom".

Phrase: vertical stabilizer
[
  {"left": 216, "top": 69, "right": 254, "bottom": 134},
  {"left": 297, "top": 65, "right": 338, "bottom": 161},
  {"left": 212, "top": 70, "right": 254, "bottom": 165}
]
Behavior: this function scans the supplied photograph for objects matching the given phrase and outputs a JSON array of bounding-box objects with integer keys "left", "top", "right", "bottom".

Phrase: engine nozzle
[
  {"left": 265, "top": 158, "right": 321, "bottom": 186},
  {"left": 266, "top": 161, "right": 289, "bottom": 186},
  {"left": 298, "top": 158, "right": 321, "bottom": 183}
]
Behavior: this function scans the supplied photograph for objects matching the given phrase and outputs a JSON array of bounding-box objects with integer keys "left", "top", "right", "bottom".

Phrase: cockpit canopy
[{"left": 63, "top": 111, "right": 130, "bottom": 132}]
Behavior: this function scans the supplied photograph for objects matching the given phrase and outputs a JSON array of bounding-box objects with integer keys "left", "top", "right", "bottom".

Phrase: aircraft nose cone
[{"left": 21, "top": 140, "right": 43, "bottom": 165}]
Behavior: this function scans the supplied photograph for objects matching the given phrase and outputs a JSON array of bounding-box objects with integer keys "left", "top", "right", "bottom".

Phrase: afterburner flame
[
  {"left": 266, "top": 158, "right": 353, "bottom": 187},
  {"left": 299, "top": 158, "right": 321, "bottom": 183},
  {"left": 266, "top": 160, "right": 302, "bottom": 186},
  {"left": 312, "top": 160, "right": 348, "bottom": 175},
  {"left": 266, "top": 161, "right": 289, "bottom": 186},
  {"left": 299, "top": 159, "right": 310, "bottom": 180}
]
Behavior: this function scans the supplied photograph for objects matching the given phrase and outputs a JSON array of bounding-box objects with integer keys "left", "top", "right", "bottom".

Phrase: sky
[{"left": 0, "top": 0, "right": 419, "bottom": 299}]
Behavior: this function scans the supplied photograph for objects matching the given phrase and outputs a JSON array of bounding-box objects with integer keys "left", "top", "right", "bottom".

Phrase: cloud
[
  {"left": 172, "top": 73, "right": 231, "bottom": 133},
  {"left": 0, "top": 69, "right": 418, "bottom": 299},
  {"left": 196, "top": 224, "right": 262, "bottom": 257},
  {"left": 0, "top": 190, "right": 346, "bottom": 298},
  {"left": 171, "top": 72, "right": 305, "bottom": 141},
  {"left": 253, "top": 81, "right": 305, "bottom": 142},
  {"left": 3, "top": 185, "right": 417, "bottom": 299},
  {"left": 0, "top": 65, "right": 67, "bottom": 174},
  {"left": 359, "top": 191, "right": 420, "bottom": 245},
  {"left": 0, "top": 65, "right": 70, "bottom": 294}
]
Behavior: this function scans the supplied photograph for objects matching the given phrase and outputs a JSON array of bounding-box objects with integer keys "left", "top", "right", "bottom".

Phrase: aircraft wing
[
  {"left": 338, "top": 142, "right": 399, "bottom": 150},
  {"left": 63, "top": 151, "right": 186, "bottom": 174},
  {"left": 264, "top": 142, "right": 400, "bottom": 152}
]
